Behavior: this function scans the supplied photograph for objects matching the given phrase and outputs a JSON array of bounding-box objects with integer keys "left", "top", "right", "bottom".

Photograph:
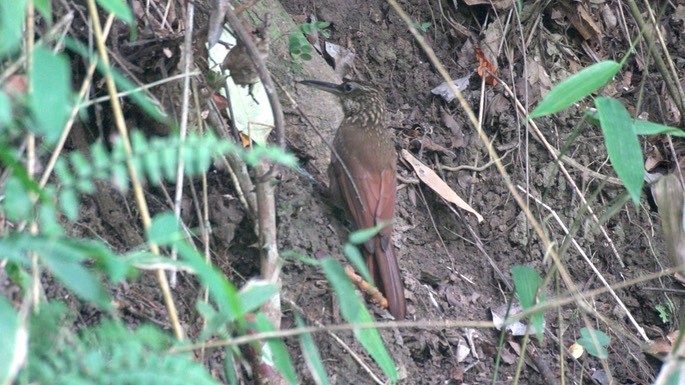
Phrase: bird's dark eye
[{"left": 342, "top": 83, "right": 355, "bottom": 92}]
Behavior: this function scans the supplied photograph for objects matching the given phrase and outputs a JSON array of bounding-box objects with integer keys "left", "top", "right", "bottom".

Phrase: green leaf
[
  {"left": 530, "top": 61, "right": 620, "bottom": 118},
  {"left": 54, "top": 158, "right": 75, "bottom": 186},
  {"left": 343, "top": 243, "right": 371, "bottom": 283},
  {"left": 296, "top": 316, "right": 329, "bottom": 385},
  {"left": 321, "top": 258, "right": 397, "bottom": 383},
  {"left": 577, "top": 327, "right": 610, "bottom": 359},
  {"left": 0, "top": 297, "right": 26, "bottom": 383},
  {"left": 39, "top": 202, "right": 64, "bottom": 236},
  {"left": 511, "top": 265, "right": 545, "bottom": 342},
  {"left": 0, "top": 91, "right": 12, "bottom": 127},
  {"left": 238, "top": 280, "right": 277, "bottom": 315},
  {"left": 254, "top": 313, "right": 297, "bottom": 384},
  {"left": 95, "top": 0, "right": 133, "bottom": 24},
  {"left": 175, "top": 241, "right": 242, "bottom": 320},
  {"left": 59, "top": 188, "right": 80, "bottom": 221},
  {"left": 33, "top": 0, "right": 52, "bottom": 22},
  {"left": 161, "top": 145, "right": 178, "bottom": 180},
  {"left": 4, "top": 175, "right": 32, "bottom": 221},
  {"left": 30, "top": 47, "right": 72, "bottom": 144},
  {"left": 596, "top": 96, "right": 643, "bottom": 205},
  {"left": 348, "top": 223, "right": 385, "bottom": 245},
  {"left": 301, "top": 53, "right": 312, "bottom": 61},
  {"left": 148, "top": 212, "right": 183, "bottom": 246},
  {"left": 40, "top": 242, "right": 111, "bottom": 309},
  {"left": 243, "top": 146, "right": 298, "bottom": 167},
  {"left": 143, "top": 148, "right": 162, "bottom": 185},
  {"left": 633, "top": 120, "right": 685, "bottom": 137},
  {"left": 224, "top": 347, "right": 239, "bottom": 385},
  {"left": 111, "top": 163, "right": 129, "bottom": 191},
  {"left": 0, "top": 0, "right": 27, "bottom": 57},
  {"left": 91, "top": 141, "right": 110, "bottom": 178},
  {"left": 299, "top": 24, "right": 312, "bottom": 35}
]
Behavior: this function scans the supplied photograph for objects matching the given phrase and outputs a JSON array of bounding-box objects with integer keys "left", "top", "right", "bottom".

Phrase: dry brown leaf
[
  {"left": 462, "top": 0, "right": 512, "bottom": 10},
  {"left": 525, "top": 56, "right": 552, "bottom": 103},
  {"left": 401, "top": 149, "right": 483, "bottom": 222},
  {"left": 570, "top": 4, "right": 602, "bottom": 40},
  {"left": 440, "top": 107, "right": 464, "bottom": 149}
]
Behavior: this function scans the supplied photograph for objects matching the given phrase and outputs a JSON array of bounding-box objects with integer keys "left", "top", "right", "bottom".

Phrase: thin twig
[{"left": 169, "top": 0, "right": 196, "bottom": 288}]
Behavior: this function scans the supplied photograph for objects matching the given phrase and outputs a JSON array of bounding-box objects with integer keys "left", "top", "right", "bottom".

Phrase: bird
[{"left": 299, "top": 79, "right": 406, "bottom": 319}]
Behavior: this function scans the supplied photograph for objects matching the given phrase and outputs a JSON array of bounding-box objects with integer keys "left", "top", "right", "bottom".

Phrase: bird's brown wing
[{"left": 331, "top": 159, "right": 405, "bottom": 318}]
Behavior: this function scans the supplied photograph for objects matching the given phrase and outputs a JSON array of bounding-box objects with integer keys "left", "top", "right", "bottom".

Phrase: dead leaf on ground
[
  {"left": 409, "top": 137, "right": 455, "bottom": 157},
  {"left": 525, "top": 56, "right": 553, "bottom": 103},
  {"left": 462, "top": 0, "right": 512, "bottom": 10},
  {"left": 440, "top": 107, "right": 464, "bottom": 149},
  {"left": 401, "top": 149, "right": 483, "bottom": 222},
  {"left": 323, "top": 41, "right": 355, "bottom": 78},
  {"left": 431, "top": 75, "right": 470, "bottom": 103},
  {"left": 476, "top": 47, "right": 497, "bottom": 86}
]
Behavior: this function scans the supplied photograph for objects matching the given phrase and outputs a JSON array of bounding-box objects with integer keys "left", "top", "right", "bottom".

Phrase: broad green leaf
[
  {"left": 59, "top": 188, "right": 79, "bottom": 221},
  {"left": 254, "top": 313, "right": 297, "bottom": 384},
  {"left": 321, "top": 258, "right": 397, "bottom": 383},
  {"left": 238, "top": 280, "right": 277, "bottom": 315},
  {"left": 596, "top": 96, "right": 643, "bottom": 205},
  {"left": 296, "top": 316, "right": 329, "bottom": 385},
  {"left": 633, "top": 120, "right": 685, "bottom": 137},
  {"left": 511, "top": 265, "right": 545, "bottom": 342},
  {"left": 41, "top": 244, "right": 111, "bottom": 309},
  {"left": 530, "top": 61, "right": 620, "bottom": 118},
  {"left": 577, "top": 327, "right": 610, "bottom": 358},
  {"left": 30, "top": 47, "right": 72, "bottom": 144},
  {"left": 96, "top": 0, "right": 133, "bottom": 24},
  {"left": 4, "top": 176, "right": 32, "bottom": 221},
  {"left": 0, "top": 0, "right": 27, "bottom": 57},
  {"left": 0, "top": 297, "right": 26, "bottom": 384}
]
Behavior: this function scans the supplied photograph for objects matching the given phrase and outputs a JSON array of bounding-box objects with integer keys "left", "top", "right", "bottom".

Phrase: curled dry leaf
[
  {"left": 476, "top": 47, "right": 497, "bottom": 86},
  {"left": 401, "top": 149, "right": 483, "bottom": 222},
  {"left": 653, "top": 174, "right": 685, "bottom": 272}
]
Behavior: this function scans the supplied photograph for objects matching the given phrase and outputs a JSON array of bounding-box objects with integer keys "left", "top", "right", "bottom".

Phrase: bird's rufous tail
[{"left": 366, "top": 235, "right": 406, "bottom": 319}]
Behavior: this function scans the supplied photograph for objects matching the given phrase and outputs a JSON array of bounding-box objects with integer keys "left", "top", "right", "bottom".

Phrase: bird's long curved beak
[{"left": 299, "top": 80, "right": 341, "bottom": 95}]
